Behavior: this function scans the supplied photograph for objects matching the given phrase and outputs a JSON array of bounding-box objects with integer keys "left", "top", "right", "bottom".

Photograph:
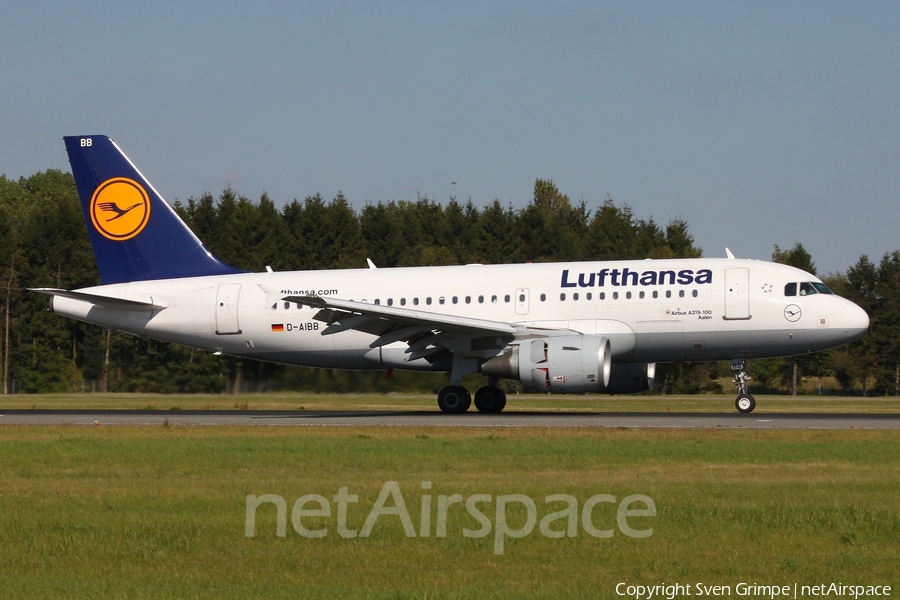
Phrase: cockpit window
[
  {"left": 799, "top": 282, "right": 817, "bottom": 296},
  {"left": 787, "top": 281, "right": 834, "bottom": 297}
]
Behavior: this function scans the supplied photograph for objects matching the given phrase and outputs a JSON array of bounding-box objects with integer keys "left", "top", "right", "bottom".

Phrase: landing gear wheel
[
  {"left": 735, "top": 394, "right": 756, "bottom": 414},
  {"left": 438, "top": 385, "right": 471, "bottom": 414},
  {"left": 731, "top": 358, "right": 755, "bottom": 414},
  {"left": 474, "top": 386, "right": 507, "bottom": 413}
]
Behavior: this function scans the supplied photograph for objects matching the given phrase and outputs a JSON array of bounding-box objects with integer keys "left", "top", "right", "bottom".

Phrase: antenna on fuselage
[{"left": 725, "top": 248, "right": 736, "bottom": 259}]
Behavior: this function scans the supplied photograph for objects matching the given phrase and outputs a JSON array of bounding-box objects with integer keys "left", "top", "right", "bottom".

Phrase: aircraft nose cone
[{"left": 842, "top": 302, "right": 869, "bottom": 340}]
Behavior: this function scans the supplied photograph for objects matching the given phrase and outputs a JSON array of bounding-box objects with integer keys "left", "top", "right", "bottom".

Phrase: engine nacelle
[
  {"left": 482, "top": 335, "right": 611, "bottom": 393},
  {"left": 605, "top": 362, "right": 656, "bottom": 394}
]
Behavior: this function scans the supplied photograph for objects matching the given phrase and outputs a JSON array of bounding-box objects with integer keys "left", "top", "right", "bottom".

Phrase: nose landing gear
[{"left": 732, "top": 358, "right": 756, "bottom": 413}]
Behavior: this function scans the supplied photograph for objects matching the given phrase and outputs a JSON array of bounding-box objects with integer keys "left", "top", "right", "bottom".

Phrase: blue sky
[{"left": 2, "top": 1, "right": 898, "bottom": 274}]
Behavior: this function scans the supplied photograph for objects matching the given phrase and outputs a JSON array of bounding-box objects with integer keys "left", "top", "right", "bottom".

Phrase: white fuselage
[{"left": 50, "top": 258, "right": 869, "bottom": 372}]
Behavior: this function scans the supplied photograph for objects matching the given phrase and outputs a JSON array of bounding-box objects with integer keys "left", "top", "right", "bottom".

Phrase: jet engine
[
  {"left": 605, "top": 362, "right": 656, "bottom": 394},
  {"left": 481, "top": 335, "right": 611, "bottom": 393}
]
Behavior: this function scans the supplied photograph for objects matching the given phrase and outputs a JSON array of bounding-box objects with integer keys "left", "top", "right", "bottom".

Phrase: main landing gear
[
  {"left": 437, "top": 385, "right": 507, "bottom": 414},
  {"left": 731, "top": 358, "right": 756, "bottom": 414}
]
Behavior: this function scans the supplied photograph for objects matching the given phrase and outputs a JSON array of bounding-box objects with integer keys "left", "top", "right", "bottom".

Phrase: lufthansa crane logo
[
  {"left": 89, "top": 178, "right": 151, "bottom": 241},
  {"left": 784, "top": 304, "right": 802, "bottom": 323}
]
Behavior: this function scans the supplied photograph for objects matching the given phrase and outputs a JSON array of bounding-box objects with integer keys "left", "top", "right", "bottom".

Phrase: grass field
[
  {"left": 0, "top": 424, "right": 897, "bottom": 599},
  {"left": 2, "top": 391, "right": 900, "bottom": 413}
]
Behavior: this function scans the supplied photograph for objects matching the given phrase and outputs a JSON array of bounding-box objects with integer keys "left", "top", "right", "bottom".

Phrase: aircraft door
[
  {"left": 724, "top": 268, "right": 750, "bottom": 320},
  {"left": 515, "top": 288, "right": 529, "bottom": 316},
  {"left": 215, "top": 283, "right": 242, "bottom": 334}
]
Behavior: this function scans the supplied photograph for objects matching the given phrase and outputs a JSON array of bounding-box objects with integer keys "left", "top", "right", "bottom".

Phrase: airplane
[{"left": 31, "top": 135, "right": 870, "bottom": 414}]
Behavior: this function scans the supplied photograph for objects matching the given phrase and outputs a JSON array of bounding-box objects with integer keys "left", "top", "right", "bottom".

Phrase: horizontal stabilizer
[{"left": 29, "top": 288, "right": 167, "bottom": 311}]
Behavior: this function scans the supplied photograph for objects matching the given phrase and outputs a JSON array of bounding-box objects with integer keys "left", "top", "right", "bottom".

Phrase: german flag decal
[{"left": 271, "top": 324, "right": 285, "bottom": 332}]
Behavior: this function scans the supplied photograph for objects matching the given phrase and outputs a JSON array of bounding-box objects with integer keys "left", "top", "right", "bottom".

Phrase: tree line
[{"left": 0, "top": 170, "right": 893, "bottom": 395}]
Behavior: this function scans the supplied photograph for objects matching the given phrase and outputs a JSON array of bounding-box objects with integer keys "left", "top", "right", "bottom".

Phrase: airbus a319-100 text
[{"left": 32, "top": 136, "right": 870, "bottom": 413}]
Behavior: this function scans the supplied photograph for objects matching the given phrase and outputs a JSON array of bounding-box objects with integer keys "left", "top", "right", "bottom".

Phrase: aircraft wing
[
  {"left": 287, "top": 295, "right": 517, "bottom": 335},
  {"left": 275, "top": 292, "right": 525, "bottom": 359}
]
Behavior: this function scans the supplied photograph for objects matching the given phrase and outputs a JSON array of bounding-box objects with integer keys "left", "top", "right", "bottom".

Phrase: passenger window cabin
[{"left": 282, "top": 283, "right": 719, "bottom": 315}]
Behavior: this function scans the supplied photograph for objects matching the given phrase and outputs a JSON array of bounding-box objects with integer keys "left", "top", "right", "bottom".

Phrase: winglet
[{"left": 64, "top": 135, "right": 243, "bottom": 284}]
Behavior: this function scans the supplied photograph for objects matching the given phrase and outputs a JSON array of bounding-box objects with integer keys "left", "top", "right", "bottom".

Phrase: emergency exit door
[{"left": 515, "top": 288, "right": 529, "bottom": 315}]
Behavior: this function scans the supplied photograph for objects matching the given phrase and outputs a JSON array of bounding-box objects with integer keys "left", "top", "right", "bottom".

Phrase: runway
[{"left": 1, "top": 409, "right": 898, "bottom": 429}]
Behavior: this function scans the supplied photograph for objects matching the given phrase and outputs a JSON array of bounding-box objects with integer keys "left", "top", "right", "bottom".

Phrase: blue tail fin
[{"left": 64, "top": 135, "right": 243, "bottom": 284}]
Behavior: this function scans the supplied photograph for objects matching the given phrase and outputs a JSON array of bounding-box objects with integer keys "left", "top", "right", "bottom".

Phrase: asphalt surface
[{"left": 0, "top": 409, "right": 898, "bottom": 429}]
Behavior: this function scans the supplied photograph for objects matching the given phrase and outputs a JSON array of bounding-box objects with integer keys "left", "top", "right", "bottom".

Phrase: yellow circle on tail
[{"left": 89, "top": 178, "right": 151, "bottom": 241}]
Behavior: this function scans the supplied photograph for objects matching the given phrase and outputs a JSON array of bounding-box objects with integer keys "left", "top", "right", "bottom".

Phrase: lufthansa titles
[{"left": 561, "top": 268, "right": 713, "bottom": 289}]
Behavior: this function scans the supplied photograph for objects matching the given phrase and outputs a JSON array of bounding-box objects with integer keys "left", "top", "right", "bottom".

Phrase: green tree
[
  {"left": 2, "top": 166, "right": 864, "bottom": 396},
  {"left": 518, "top": 179, "right": 588, "bottom": 262},
  {"left": 772, "top": 243, "right": 816, "bottom": 275},
  {"left": 665, "top": 219, "right": 702, "bottom": 259},
  {"left": 324, "top": 192, "right": 363, "bottom": 268},
  {"left": 359, "top": 202, "right": 406, "bottom": 267},
  {"left": 587, "top": 198, "right": 638, "bottom": 260},
  {"left": 12, "top": 171, "right": 98, "bottom": 391},
  {"left": 0, "top": 184, "right": 20, "bottom": 394},
  {"left": 824, "top": 256, "right": 877, "bottom": 394},
  {"left": 769, "top": 242, "right": 822, "bottom": 393},
  {"left": 474, "top": 200, "right": 520, "bottom": 264},
  {"left": 283, "top": 193, "right": 363, "bottom": 270}
]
